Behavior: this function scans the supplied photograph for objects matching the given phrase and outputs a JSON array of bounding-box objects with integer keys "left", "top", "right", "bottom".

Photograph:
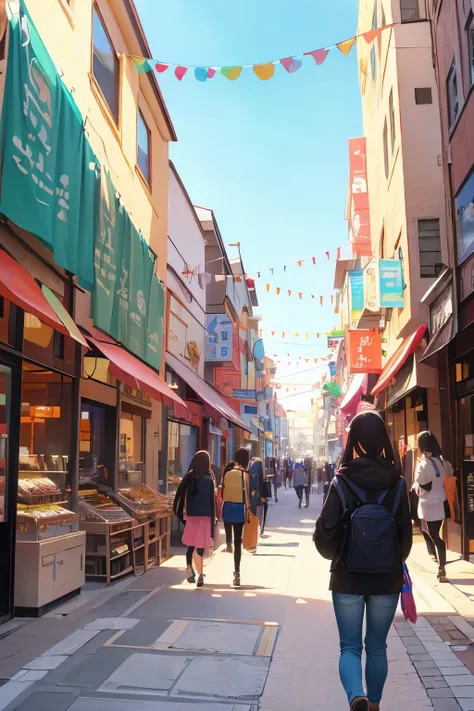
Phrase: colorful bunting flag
[{"left": 128, "top": 24, "right": 395, "bottom": 83}]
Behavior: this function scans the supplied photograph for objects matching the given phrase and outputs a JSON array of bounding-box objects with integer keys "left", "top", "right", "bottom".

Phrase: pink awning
[
  {"left": 371, "top": 324, "right": 427, "bottom": 397},
  {"left": 88, "top": 337, "right": 186, "bottom": 408},
  {"left": 166, "top": 351, "right": 251, "bottom": 432}
]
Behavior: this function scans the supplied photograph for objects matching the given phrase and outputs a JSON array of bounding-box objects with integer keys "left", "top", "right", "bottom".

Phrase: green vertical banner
[
  {"left": 92, "top": 171, "right": 163, "bottom": 370},
  {"left": 0, "top": 0, "right": 96, "bottom": 290}
]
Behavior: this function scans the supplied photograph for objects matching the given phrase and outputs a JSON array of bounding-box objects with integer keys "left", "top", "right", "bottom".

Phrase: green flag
[{"left": 0, "top": 0, "right": 96, "bottom": 290}]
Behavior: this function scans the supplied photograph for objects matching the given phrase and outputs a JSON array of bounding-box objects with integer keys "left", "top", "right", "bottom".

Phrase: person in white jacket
[{"left": 413, "top": 431, "right": 450, "bottom": 581}]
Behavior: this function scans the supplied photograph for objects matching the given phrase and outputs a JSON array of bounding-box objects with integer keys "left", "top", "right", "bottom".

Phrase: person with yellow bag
[
  {"left": 243, "top": 458, "right": 265, "bottom": 554},
  {"left": 222, "top": 448, "right": 250, "bottom": 587}
]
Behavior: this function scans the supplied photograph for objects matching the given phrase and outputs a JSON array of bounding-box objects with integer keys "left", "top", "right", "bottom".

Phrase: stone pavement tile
[
  {"left": 11, "top": 669, "right": 48, "bottom": 682},
  {"left": 452, "top": 687, "right": 474, "bottom": 698},
  {"left": 12, "top": 690, "right": 79, "bottom": 711},
  {"left": 459, "top": 701, "right": 474, "bottom": 710},
  {"left": 169, "top": 620, "right": 262, "bottom": 656},
  {"left": 43, "top": 630, "right": 100, "bottom": 657},
  {"left": 447, "top": 677, "right": 474, "bottom": 687},
  {"left": 82, "top": 618, "right": 139, "bottom": 631},
  {"left": 442, "top": 668, "right": 473, "bottom": 677},
  {"left": 98, "top": 652, "right": 191, "bottom": 694},
  {"left": 432, "top": 701, "right": 463, "bottom": 710},
  {"left": 23, "top": 656, "right": 68, "bottom": 671},
  {"left": 173, "top": 655, "right": 270, "bottom": 700},
  {"left": 428, "top": 688, "right": 455, "bottom": 698}
]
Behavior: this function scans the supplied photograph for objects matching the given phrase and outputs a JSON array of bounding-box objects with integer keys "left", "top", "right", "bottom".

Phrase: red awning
[
  {"left": 88, "top": 337, "right": 187, "bottom": 409},
  {"left": 0, "top": 249, "right": 68, "bottom": 335},
  {"left": 371, "top": 324, "right": 427, "bottom": 397},
  {"left": 166, "top": 351, "right": 251, "bottom": 432}
]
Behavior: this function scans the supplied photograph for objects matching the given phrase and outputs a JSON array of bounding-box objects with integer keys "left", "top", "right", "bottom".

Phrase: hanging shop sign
[
  {"left": 206, "top": 314, "right": 234, "bottom": 362},
  {"left": 232, "top": 389, "right": 257, "bottom": 400},
  {"left": 0, "top": 1, "right": 96, "bottom": 290},
  {"left": 364, "top": 260, "right": 380, "bottom": 312},
  {"left": 327, "top": 335, "right": 344, "bottom": 349},
  {"left": 349, "top": 270, "right": 365, "bottom": 319},
  {"left": 329, "top": 362, "right": 337, "bottom": 378},
  {"left": 214, "top": 368, "right": 241, "bottom": 398},
  {"left": 348, "top": 138, "right": 372, "bottom": 258},
  {"left": 92, "top": 172, "right": 164, "bottom": 371},
  {"left": 379, "top": 260, "right": 404, "bottom": 308},
  {"left": 347, "top": 330, "right": 382, "bottom": 374}
]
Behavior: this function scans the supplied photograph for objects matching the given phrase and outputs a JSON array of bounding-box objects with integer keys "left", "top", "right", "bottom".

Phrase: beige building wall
[{"left": 357, "top": 0, "right": 447, "bottom": 356}]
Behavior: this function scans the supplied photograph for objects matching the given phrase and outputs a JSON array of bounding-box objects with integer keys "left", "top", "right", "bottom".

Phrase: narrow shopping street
[{"left": 0, "top": 490, "right": 473, "bottom": 710}]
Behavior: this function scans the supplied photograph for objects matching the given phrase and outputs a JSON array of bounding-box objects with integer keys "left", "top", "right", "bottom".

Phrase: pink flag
[
  {"left": 363, "top": 28, "right": 381, "bottom": 44},
  {"left": 175, "top": 66, "right": 188, "bottom": 81},
  {"left": 155, "top": 63, "right": 169, "bottom": 73},
  {"left": 208, "top": 68, "right": 216, "bottom": 78},
  {"left": 304, "top": 49, "right": 329, "bottom": 66}
]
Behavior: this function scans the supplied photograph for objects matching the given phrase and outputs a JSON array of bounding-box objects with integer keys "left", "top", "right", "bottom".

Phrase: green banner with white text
[
  {"left": 92, "top": 171, "right": 164, "bottom": 372},
  {"left": 0, "top": 0, "right": 96, "bottom": 290}
]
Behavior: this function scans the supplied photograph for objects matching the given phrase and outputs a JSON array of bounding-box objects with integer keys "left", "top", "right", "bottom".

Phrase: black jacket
[
  {"left": 314, "top": 456, "right": 412, "bottom": 595},
  {"left": 173, "top": 472, "right": 215, "bottom": 538}
]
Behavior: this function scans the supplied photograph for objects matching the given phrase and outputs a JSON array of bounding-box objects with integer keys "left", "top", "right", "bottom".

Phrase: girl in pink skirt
[{"left": 173, "top": 451, "right": 215, "bottom": 588}]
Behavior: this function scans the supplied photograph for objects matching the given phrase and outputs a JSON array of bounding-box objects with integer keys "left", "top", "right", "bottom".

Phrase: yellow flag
[
  {"left": 253, "top": 63, "right": 275, "bottom": 80},
  {"left": 337, "top": 38, "right": 356, "bottom": 56}
]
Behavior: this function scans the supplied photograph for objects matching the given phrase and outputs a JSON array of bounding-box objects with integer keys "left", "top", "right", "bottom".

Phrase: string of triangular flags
[
  {"left": 260, "top": 330, "right": 343, "bottom": 340},
  {"left": 130, "top": 24, "right": 393, "bottom": 82}
]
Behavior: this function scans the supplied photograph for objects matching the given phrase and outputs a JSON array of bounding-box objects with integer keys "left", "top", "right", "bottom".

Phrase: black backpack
[{"left": 333, "top": 476, "right": 406, "bottom": 574}]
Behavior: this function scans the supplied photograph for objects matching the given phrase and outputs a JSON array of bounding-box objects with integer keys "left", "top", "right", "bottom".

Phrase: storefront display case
[
  {"left": 15, "top": 467, "right": 85, "bottom": 615},
  {"left": 116, "top": 486, "right": 173, "bottom": 568}
]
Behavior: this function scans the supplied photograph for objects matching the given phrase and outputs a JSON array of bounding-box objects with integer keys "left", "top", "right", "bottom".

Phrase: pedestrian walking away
[
  {"left": 173, "top": 450, "right": 215, "bottom": 589},
  {"left": 222, "top": 447, "right": 250, "bottom": 587},
  {"left": 293, "top": 461, "right": 305, "bottom": 508},
  {"left": 314, "top": 410, "right": 412, "bottom": 711},
  {"left": 412, "top": 430, "right": 452, "bottom": 582},
  {"left": 243, "top": 457, "right": 265, "bottom": 554}
]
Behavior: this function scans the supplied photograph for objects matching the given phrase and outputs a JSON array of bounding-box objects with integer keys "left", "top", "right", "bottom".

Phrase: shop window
[
  {"left": 79, "top": 400, "right": 116, "bottom": 489},
  {"left": 119, "top": 411, "right": 145, "bottom": 485},
  {"left": 400, "top": 0, "right": 419, "bottom": 22},
  {"left": 167, "top": 420, "right": 198, "bottom": 495},
  {"left": 418, "top": 218, "right": 442, "bottom": 277},
  {"left": 0, "top": 297, "right": 9, "bottom": 347},
  {"left": 447, "top": 61, "right": 459, "bottom": 128},
  {"left": 456, "top": 166, "right": 474, "bottom": 266},
  {"left": 19, "top": 364, "right": 74, "bottom": 513},
  {"left": 0, "top": 365, "right": 11, "bottom": 522},
  {"left": 92, "top": 6, "right": 119, "bottom": 124},
  {"left": 383, "top": 119, "right": 389, "bottom": 179},
  {"left": 137, "top": 110, "right": 151, "bottom": 185}
]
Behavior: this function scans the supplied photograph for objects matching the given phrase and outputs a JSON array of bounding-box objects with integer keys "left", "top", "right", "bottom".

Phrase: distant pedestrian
[
  {"left": 243, "top": 458, "right": 265, "bottom": 554},
  {"left": 314, "top": 410, "right": 412, "bottom": 711},
  {"left": 293, "top": 461, "right": 305, "bottom": 508},
  {"left": 173, "top": 450, "right": 215, "bottom": 589},
  {"left": 413, "top": 431, "right": 452, "bottom": 582},
  {"left": 222, "top": 447, "right": 250, "bottom": 587}
]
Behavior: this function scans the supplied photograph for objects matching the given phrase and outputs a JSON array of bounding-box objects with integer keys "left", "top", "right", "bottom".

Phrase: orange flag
[
  {"left": 295, "top": 333, "right": 300, "bottom": 337},
  {"left": 282, "top": 332, "right": 286, "bottom": 338},
  {"left": 276, "top": 287, "right": 281, "bottom": 295},
  {"left": 337, "top": 37, "right": 356, "bottom": 56},
  {"left": 298, "top": 260, "right": 303, "bottom": 267},
  {"left": 320, "top": 296, "right": 324, "bottom": 305},
  {"left": 266, "top": 284, "right": 270, "bottom": 292},
  {"left": 298, "top": 293, "right": 303, "bottom": 299},
  {"left": 305, "top": 334, "right": 309, "bottom": 340},
  {"left": 271, "top": 331, "right": 275, "bottom": 336},
  {"left": 288, "top": 290, "right": 292, "bottom": 297}
]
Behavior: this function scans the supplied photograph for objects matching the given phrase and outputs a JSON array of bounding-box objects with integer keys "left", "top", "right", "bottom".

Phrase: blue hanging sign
[{"left": 379, "top": 260, "right": 404, "bottom": 308}]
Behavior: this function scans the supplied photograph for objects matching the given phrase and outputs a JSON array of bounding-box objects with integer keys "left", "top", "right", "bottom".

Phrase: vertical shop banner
[
  {"left": 0, "top": 1, "right": 96, "bottom": 290},
  {"left": 349, "top": 270, "right": 364, "bottom": 319},
  {"left": 348, "top": 330, "right": 382, "bottom": 373},
  {"left": 92, "top": 171, "right": 162, "bottom": 369},
  {"left": 364, "top": 260, "right": 380, "bottom": 311},
  {"left": 206, "top": 314, "right": 233, "bottom": 361},
  {"left": 348, "top": 138, "right": 372, "bottom": 257},
  {"left": 379, "top": 260, "right": 404, "bottom": 308}
]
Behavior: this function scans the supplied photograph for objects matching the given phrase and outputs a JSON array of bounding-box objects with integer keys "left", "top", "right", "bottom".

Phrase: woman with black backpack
[{"left": 314, "top": 410, "right": 412, "bottom": 711}]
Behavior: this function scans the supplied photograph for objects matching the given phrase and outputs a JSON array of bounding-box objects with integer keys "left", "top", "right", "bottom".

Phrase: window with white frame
[
  {"left": 418, "top": 219, "right": 442, "bottom": 277},
  {"left": 447, "top": 61, "right": 459, "bottom": 128}
]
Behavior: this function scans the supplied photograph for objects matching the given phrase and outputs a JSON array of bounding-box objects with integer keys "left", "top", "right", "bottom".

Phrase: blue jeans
[{"left": 332, "top": 592, "right": 399, "bottom": 704}]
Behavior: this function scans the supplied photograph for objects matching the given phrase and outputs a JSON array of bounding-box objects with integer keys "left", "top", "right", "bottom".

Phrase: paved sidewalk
[{"left": 0, "top": 489, "right": 473, "bottom": 709}]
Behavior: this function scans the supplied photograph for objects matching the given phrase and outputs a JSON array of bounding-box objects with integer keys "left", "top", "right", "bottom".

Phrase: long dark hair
[
  {"left": 418, "top": 431, "right": 442, "bottom": 458},
  {"left": 340, "top": 410, "right": 400, "bottom": 470},
  {"left": 187, "top": 450, "right": 211, "bottom": 498}
]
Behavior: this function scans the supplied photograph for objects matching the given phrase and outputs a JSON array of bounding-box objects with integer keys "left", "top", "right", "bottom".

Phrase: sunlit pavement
[{"left": 2, "top": 489, "right": 474, "bottom": 709}]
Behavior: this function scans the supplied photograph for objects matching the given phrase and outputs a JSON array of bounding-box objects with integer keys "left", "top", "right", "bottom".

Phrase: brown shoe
[
  {"left": 368, "top": 703, "right": 380, "bottom": 711},
  {"left": 351, "top": 699, "right": 369, "bottom": 711}
]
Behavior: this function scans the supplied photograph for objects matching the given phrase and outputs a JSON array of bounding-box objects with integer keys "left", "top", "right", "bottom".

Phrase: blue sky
[{"left": 135, "top": 0, "right": 363, "bottom": 407}]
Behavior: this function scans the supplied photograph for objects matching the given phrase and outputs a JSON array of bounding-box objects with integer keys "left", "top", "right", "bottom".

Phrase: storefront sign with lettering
[{"left": 348, "top": 330, "right": 382, "bottom": 374}]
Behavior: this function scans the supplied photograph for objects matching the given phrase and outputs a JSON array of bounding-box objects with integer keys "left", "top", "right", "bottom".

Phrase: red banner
[{"left": 348, "top": 330, "right": 382, "bottom": 374}]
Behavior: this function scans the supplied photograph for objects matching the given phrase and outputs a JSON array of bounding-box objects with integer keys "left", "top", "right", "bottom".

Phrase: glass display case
[
  {"left": 78, "top": 489, "right": 134, "bottom": 524},
  {"left": 16, "top": 505, "right": 78, "bottom": 542},
  {"left": 116, "top": 486, "right": 173, "bottom": 520}
]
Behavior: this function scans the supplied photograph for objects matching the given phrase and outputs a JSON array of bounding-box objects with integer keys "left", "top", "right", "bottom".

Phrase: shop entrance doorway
[{"left": 0, "top": 357, "right": 21, "bottom": 622}]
